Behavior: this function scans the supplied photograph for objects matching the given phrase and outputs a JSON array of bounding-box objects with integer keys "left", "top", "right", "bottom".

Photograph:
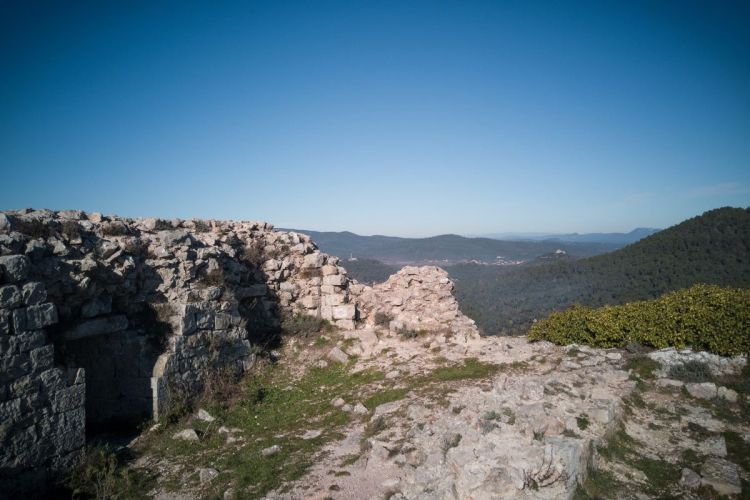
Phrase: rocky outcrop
[{"left": 0, "top": 208, "right": 479, "bottom": 495}]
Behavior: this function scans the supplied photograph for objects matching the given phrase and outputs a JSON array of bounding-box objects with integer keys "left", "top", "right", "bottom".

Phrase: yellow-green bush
[{"left": 528, "top": 284, "right": 750, "bottom": 355}]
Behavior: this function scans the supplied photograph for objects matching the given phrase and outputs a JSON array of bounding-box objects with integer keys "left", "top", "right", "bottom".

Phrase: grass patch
[
  {"left": 667, "top": 360, "right": 713, "bottom": 383},
  {"left": 313, "top": 336, "right": 330, "bottom": 348},
  {"left": 63, "top": 445, "right": 156, "bottom": 499},
  {"left": 282, "top": 313, "right": 333, "bottom": 338},
  {"left": 631, "top": 455, "right": 681, "bottom": 492},
  {"left": 129, "top": 361, "right": 386, "bottom": 498},
  {"left": 574, "top": 468, "right": 622, "bottom": 499},
  {"left": 427, "top": 358, "right": 501, "bottom": 382},
  {"left": 576, "top": 414, "right": 590, "bottom": 431},
  {"left": 596, "top": 424, "right": 680, "bottom": 495},
  {"left": 597, "top": 425, "right": 635, "bottom": 462},
  {"left": 724, "top": 431, "right": 750, "bottom": 471},
  {"left": 364, "top": 388, "right": 409, "bottom": 410},
  {"left": 680, "top": 448, "right": 702, "bottom": 470},
  {"left": 625, "top": 356, "right": 659, "bottom": 380}
]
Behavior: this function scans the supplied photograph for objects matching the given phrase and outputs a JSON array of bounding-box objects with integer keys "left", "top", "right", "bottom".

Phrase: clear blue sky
[{"left": 1, "top": 0, "right": 749, "bottom": 236}]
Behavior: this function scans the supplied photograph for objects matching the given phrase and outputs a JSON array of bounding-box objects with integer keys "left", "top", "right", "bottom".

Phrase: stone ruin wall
[
  {"left": 0, "top": 208, "right": 478, "bottom": 494},
  {"left": 355, "top": 265, "right": 479, "bottom": 341}
]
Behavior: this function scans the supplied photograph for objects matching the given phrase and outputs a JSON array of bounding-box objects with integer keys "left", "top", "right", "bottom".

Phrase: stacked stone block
[{"left": 0, "top": 254, "right": 86, "bottom": 495}]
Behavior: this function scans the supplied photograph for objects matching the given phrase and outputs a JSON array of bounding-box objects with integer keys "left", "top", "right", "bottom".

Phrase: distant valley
[
  {"left": 284, "top": 229, "right": 631, "bottom": 267},
  {"left": 475, "top": 227, "right": 661, "bottom": 245}
]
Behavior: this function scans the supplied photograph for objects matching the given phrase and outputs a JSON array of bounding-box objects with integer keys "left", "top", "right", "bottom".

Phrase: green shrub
[
  {"left": 298, "top": 267, "right": 323, "bottom": 279},
  {"left": 281, "top": 312, "right": 332, "bottom": 337},
  {"left": 192, "top": 220, "right": 211, "bottom": 233},
  {"left": 373, "top": 311, "right": 392, "bottom": 327},
  {"left": 240, "top": 241, "right": 266, "bottom": 268},
  {"left": 625, "top": 357, "right": 659, "bottom": 380},
  {"left": 667, "top": 360, "right": 713, "bottom": 383},
  {"left": 528, "top": 285, "right": 750, "bottom": 355},
  {"left": 576, "top": 414, "right": 590, "bottom": 431},
  {"left": 61, "top": 220, "right": 82, "bottom": 240},
  {"left": 65, "top": 445, "right": 153, "bottom": 499}
]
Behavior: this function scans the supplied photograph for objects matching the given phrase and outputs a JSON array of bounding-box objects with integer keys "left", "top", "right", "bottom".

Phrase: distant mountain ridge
[
  {"left": 449, "top": 207, "right": 750, "bottom": 335},
  {"left": 283, "top": 229, "right": 621, "bottom": 265},
  {"left": 475, "top": 227, "right": 660, "bottom": 244}
]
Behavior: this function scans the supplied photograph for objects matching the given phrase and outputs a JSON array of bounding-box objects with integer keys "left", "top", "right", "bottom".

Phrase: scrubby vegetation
[
  {"left": 90, "top": 359, "right": 388, "bottom": 499},
  {"left": 427, "top": 357, "right": 502, "bottom": 382},
  {"left": 528, "top": 284, "right": 750, "bottom": 355},
  {"left": 281, "top": 312, "right": 333, "bottom": 338},
  {"left": 65, "top": 446, "right": 154, "bottom": 499},
  {"left": 451, "top": 207, "right": 750, "bottom": 334}
]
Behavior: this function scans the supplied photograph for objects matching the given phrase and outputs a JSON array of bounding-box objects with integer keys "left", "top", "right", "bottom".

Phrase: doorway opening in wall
[{"left": 59, "top": 328, "right": 164, "bottom": 446}]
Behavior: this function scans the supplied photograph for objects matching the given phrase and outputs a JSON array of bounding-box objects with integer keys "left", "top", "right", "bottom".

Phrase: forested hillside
[
  {"left": 340, "top": 259, "right": 399, "bottom": 284},
  {"left": 450, "top": 207, "right": 750, "bottom": 335}
]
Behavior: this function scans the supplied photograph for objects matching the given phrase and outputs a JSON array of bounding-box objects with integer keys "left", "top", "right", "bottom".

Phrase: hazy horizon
[{"left": 2, "top": 1, "right": 749, "bottom": 237}]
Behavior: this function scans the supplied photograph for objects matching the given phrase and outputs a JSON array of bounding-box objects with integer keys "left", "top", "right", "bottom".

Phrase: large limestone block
[
  {"left": 24, "top": 303, "right": 58, "bottom": 329},
  {"left": 320, "top": 305, "right": 333, "bottom": 321},
  {"left": 327, "top": 347, "right": 349, "bottom": 364},
  {"left": 0, "top": 309, "right": 9, "bottom": 335},
  {"left": 701, "top": 458, "right": 742, "bottom": 496},
  {"left": 21, "top": 282, "right": 47, "bottom": 305},
  {"left": 335, "top": 319, "right": 356, "bottom": 329},
  {"left": 323, "top": 275, "right": 347, "bottom": 287},
  {"left": 686, "top": 382, "right": 718, "bottom": 400},
  {"left": 301, "top": 295, "right": 319, "bottom": 309},
  {"left": 303, "top": 253, "right": 325, "bottom": 268},
  {"left": 321, "top": 265, "right": 339, "bottom": 276},
  {"left": 0, "top": 285, "right": 21, "bottom": 308},
  {"left": 0, "top": 255, "right": 30, "bottom": 283},
  {"left": 322, "top": 294, "right": 345, "bottom": 307},
  {"left": 332, "top": 304, "right": 356, "bottom": 320}
]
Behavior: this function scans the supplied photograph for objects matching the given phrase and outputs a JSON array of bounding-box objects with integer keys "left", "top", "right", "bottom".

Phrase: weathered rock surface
[
  {"left": 701, "top": 457, "right": 742, "bottom": 496},
  {"left": 648, "top": 347, "right": 746, "bottom": 377},
  {"left": 268, "top": 336, "right": 637, "bottom": 500},
  {"left": 685, "top": 382, "right": 718, "bottom": 400}
]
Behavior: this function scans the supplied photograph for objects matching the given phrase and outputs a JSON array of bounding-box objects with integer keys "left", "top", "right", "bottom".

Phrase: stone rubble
[
  {"left": 196, "top": 408, "right": 216, "bottom": 422},
  {"left": 172, "top": 429, "right": 199, "bottom": 442},
  {"left": 355, "top": 266, "right": 480, "bottom": 342}
]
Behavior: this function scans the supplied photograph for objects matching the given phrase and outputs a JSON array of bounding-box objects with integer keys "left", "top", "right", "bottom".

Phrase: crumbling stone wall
[
  {"left": 353, "top": 266, "right": 480, "bottom": 341},
  {"left": 0, "top": 209, "right": 479, "bottom": 494},
  {"left": 0, "top": 209, "right": 358, "bottom": 495}
]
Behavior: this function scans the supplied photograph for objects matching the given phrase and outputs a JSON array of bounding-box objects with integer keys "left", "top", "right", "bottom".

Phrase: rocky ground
[
  {"left": 582, "top": 349, "right": 750, "bottom": 499},
  {"left": 267, "top": 333, "right": 635, "bottom": 500},
  {"left": 95, "top": 322, "right": 748, "bottom": 500}
]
